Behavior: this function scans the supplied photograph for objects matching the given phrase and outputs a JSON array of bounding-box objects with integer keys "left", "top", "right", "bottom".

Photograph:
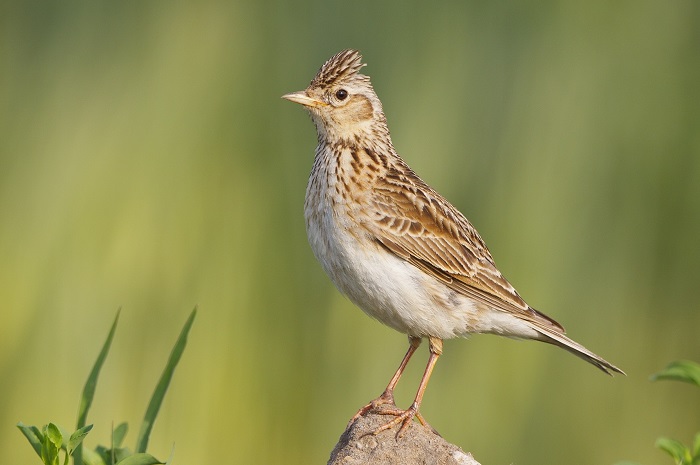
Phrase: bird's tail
[{"left": 534, "top": 323, "right": 625, "bottom": 376}]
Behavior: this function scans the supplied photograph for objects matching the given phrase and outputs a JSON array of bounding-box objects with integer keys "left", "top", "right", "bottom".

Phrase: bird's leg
[
  {"left": 372, "top": 337, "right": 443, "bottom": 438},
  {"left": 348, "top": 336, "right": 422, "bottom": 426}
]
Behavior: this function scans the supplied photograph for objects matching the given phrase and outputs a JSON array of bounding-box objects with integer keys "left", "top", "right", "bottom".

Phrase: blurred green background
[{"left": 2, "top": 1, "right": 699, "bottom": 464}]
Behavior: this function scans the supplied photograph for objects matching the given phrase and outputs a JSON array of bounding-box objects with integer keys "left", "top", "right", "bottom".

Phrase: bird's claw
[
  {"left": 368, "top": 404, "right": 419, "bottom": 439},
  {"left": 350, "top": 394, "right": 439, "bottom": 438},
  {"left": 347, "top": 391, "right": 396, "bottom": 427}
]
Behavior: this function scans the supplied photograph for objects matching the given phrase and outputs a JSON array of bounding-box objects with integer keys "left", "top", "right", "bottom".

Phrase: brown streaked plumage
[{"left": 283, "top": 49, "right": 624, "bottom": 438}]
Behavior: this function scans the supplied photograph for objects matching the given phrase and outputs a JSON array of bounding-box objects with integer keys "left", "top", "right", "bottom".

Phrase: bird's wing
[{"left": 364, "top": 165, "right": 565, "bottom": 333}]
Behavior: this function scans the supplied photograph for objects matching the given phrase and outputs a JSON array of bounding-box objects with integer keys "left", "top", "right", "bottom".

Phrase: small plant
[
  {"left": 617, "top": 360, "right": 700, "bottom": 465},
  {"left": 17, "top": 308, "right": 197, "bottom": 465},
  {"left": 16, "top": 423, "right": 93, "bottom": 465}
]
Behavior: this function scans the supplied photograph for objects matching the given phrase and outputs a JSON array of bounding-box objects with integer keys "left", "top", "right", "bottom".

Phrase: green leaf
[
  {"left": 77, "top": 310, "right": 120, "bottom": 428},
  {"left": 113, "top": 447, "right": 133, "bottom": 462},
  {"left": 74, "top": 309, "right": 120, "bottom": 465},
  {"left": 656, "top": 437, "right": 689, "bottom": 463},
  {"left": 651, "top": 360, "right": 700, "bottom": 387},
  {"left": 92, "top": 445, "right": 111, "bottom": 465},
  {"left": 17, "top": 422, "right": 44, "bottom": 458},
  {"left": 81, "top": 447, "right": 107, "bottom": 465},
  {"left": 41, "top": 436, "right": 54, "bottom": 465},
  {"left": 42, "top": 424, "right": 62, "bottom": 465},
  {"left": 115, "top": 453, "right": 164, "bottom": 465},
  {"left": 68, "top": 424, "right": 93, "bottom": 455},
  {"left": 46, "top": 423, "right": 63, "bottom": 449},
  {"left": 113, "top": 422, "right": 129, "bottom": 448},
  {"left": 693, "top": 431, "right": 700, "bottom": 457},
  {"left": 134, "top": 308, "right": 196, "bottom": 453}
]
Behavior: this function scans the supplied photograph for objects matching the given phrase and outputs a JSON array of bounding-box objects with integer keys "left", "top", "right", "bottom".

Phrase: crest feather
[{"left": 310, "top": 49, "right": 367, "bottom": 88}]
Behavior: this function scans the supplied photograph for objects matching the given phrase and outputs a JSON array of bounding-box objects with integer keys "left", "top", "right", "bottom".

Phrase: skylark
[{"left": 283, "top": 49, "right": 623, "bottom": 437}]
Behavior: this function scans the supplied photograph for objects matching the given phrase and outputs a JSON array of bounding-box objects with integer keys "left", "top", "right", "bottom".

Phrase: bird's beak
[{"left": 281, "top": 91, "right": 326, "bottom": 108}]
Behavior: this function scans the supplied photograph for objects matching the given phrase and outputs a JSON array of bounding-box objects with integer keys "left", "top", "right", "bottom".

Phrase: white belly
[{"left": 305, "top": 195, "right": 483, "bottom": 339}]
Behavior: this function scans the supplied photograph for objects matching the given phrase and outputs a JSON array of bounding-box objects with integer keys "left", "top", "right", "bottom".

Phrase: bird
[{"left": 282, "top": 49, "right": 624, "bottom": 438}]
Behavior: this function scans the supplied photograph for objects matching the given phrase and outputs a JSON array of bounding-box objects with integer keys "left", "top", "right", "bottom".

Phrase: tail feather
[{"left": 534, "top": 323, "right": 625, "bottom": 376}]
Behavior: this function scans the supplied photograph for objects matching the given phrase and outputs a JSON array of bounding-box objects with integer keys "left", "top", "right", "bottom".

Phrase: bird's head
[{"left": 283, "top": 49, "right": 388, "bottom": 144}]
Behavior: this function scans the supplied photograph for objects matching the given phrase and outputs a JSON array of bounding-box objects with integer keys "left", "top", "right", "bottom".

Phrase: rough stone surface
[{"left": 327, "top": 406, "right": 481, "bottom": 465}]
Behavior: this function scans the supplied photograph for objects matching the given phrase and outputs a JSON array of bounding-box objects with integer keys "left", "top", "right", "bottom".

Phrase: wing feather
[{"left": 364, "top": 165, "right": 565, "bottom": 333}]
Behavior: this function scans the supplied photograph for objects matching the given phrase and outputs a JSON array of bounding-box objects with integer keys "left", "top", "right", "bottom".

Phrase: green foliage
[
  {"left": 17, "top": 309, "right": 196, "bottom": 465},
  {"left": 617, "top": 361, "right": 700, "bottom": 465},
  {"left": 73, "top": 310, "right": 120, "bottom": 465},
  {"left": 651, "top": 361, "right": 700, "bottom": 388},
  {"left": 654, "top": 435, "right": 700, "bottom": 465},
  {"left": 16, "top": 423, "right": 93, "bottom": 465},
  {"left": 135, "top": 309, "right": 197, "bottom": 453}
]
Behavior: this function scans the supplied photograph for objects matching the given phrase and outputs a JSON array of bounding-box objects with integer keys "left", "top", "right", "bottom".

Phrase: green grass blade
[
  {"left": 134, "top": 308, "right": 196, "bottom": 453},
  {"left": 74, "top": 309, "right": 120, "bottom": 465},
  {"left": 77, "top": 310, "right": 120, "bottom": 427},
  {"left": 17, "top": 422, "right": 44, "bottom": 458},
  {"left": 113, "top": 422, "right": 129, "bottom": 448}
]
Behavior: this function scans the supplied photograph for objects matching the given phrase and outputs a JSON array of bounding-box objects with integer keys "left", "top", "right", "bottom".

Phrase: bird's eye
[{"left": 335, "top": 89, "right": 348, "bottom": 100}]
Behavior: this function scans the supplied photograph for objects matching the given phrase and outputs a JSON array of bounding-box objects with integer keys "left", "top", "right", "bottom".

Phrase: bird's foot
[
  {"left": 350, "top": 395, "right": 440, "bottom": 438},
  {"left": 368, "top": 403, "right": 420, "bottom": 439},
  {"left": 347, "top": 390, "right": 396, "bottom": 427}
]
